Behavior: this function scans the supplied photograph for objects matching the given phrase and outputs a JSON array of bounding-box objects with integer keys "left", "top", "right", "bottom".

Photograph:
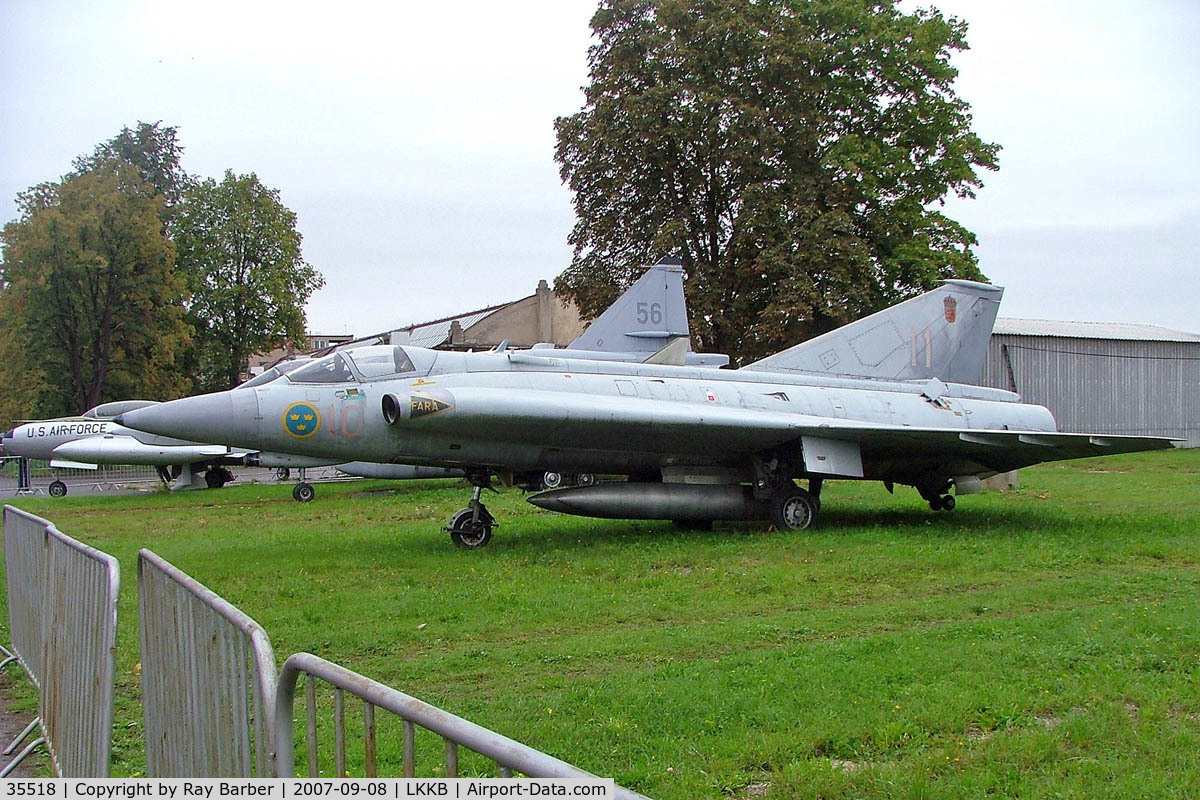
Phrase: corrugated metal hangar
[{"left": 982, "top": 319, "right": 1200, "bottom": 447}]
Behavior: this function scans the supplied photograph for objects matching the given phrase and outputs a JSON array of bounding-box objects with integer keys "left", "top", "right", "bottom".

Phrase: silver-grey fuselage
[{"left": 120, "top": 344, "right": 1057, "bottom": 488}]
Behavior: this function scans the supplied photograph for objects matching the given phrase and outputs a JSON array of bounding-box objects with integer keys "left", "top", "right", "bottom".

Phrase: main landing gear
[
  {"left": 48, "top": 480, "right": 68, "bottom": 498},
  {"left": 755, "top": 454, "right": 822, "bottom": 531},
  {"left": 769, "top": 479, "right": 822, "bottom": 531},
  {"left": 446, "top": 473, "right": 496, "bottom": 548}
]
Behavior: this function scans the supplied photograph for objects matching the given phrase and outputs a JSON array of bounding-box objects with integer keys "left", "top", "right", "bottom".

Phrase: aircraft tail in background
[
  {"left": 567, "top": 260, "right": 692, "bottom": 354},
  {"left": 531, "top": 259, "right": 727, "bottom": 367},
  {"left": 741, "top": 280, "right": 1004, "bottom": 384}
]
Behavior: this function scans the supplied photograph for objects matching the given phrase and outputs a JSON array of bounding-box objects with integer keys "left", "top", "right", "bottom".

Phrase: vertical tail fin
[
  {"left": 741, "top": 280, "right": 1003, "bottom": 384},
  {"left": 568, "top": 260, "right": 693, "bottom": 354}
]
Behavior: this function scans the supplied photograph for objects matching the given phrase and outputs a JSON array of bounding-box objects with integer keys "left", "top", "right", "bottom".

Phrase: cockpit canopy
[
  {"left": 83, "top": 399, "right": 161, "bottom": 419},
  {"left": 285, "top": 346, "right": 418, "bottom": 384},
  {"left": 239, "top": 358, "right": 313, "bottom": 389}
]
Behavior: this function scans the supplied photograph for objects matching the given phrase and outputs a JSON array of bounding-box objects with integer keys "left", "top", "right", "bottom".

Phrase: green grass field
[{"left": 3, "top": 450, "right": 1199, "bottom": 797}]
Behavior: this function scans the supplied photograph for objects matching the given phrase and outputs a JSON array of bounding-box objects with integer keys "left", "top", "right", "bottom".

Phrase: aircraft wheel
[
  {"left": 574, "top": 473, "right": 596, "bottom": 487},
  {"left": 542, "top": 472, "right": 564, "bottom": 490},
  {"left": 939, "top": 495, "right": 956, "bottom": 512},
  {"left": 48, "top": 480, "right": 68, "bottom": 498},
  {"left": 447, "top": 507, "right": 493, "bottom": 548},
  {"left": 275, "top": 467, "right": 291, "bottom": 481},
  {"left": 293, "top": 482, "right": 315, "bottom": 502},
  {"left": 771, "top": 487, "right": 818, "bottom": 531}
]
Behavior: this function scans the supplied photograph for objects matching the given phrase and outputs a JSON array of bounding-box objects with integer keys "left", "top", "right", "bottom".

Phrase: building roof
[
  {"left": 994, "top": 318, "right": 1200, "bottom": 343},
  {"left": 398, "top": 304, "right": 511, "bottom": 348}
]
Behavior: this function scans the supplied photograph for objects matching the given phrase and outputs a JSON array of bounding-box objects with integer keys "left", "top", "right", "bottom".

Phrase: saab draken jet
[{"left": 117, "top": 279, "right": 1177, "bottom": 546}]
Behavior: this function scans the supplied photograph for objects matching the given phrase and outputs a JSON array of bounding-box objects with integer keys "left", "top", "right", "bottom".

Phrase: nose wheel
[
  {"left": 446, "top": 476, "right": 497, "bottom": 548},
  {"left": 290, "top": 468, "right": 316, "bottom": 502}
]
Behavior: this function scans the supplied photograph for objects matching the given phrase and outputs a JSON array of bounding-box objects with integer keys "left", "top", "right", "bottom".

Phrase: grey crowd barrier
[
  {"left": 2, "top": 507, "right": 48, "bottom": 688},
  {"left": 1, "top": 529, "right": 647, "bottom": 793},
  {"left": 1, "top": 506, "right": 119, "bottom": 777},
  {"left": 138, "top": 549, "right": 278, "bottom": 778},
  {"left": 275, "top": 653, "right": 651, "bottom": 798}
]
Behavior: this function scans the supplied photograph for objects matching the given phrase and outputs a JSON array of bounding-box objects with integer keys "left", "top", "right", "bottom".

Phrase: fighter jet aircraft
[
  {"left": 3, "top": 262, "right": 715, "bottom": 499},
  {"left": 0, "top": 397, "right": 339, "bottom": 496},
  {"left": 117, "top": 279, "right": 1176, "bottom": 546}
]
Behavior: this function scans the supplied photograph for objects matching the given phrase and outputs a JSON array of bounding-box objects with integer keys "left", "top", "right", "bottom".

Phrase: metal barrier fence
[
  {"left": 0, "top": 506, "right": 119, "bottom": 777},
  {"left": 0, "top": 458, "right": 160, "bottom": 497},
  {"left": 2, "top": 530, "right": 648, "bottom": 792},
  {"left": 2, "top": 507, "right": 48, "bottom": 688},
  {"left": 138, "top": 549, "right": 278, "bottom": 778},
  {"left": 275, "top": 653, "right": 650, "bottom": 799},
  {"left": 39, "top": 524, "right": 120, "bottom": 776}
]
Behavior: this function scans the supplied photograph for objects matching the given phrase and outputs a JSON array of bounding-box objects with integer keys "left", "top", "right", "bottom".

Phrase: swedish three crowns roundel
[{"left": 283, "top": 402, "right": 321, "bottom": 439}]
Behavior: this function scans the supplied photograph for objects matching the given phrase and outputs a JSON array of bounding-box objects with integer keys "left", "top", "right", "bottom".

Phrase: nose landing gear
[{"left": 446, "top": 473, "right": 497, "bottom": 548}]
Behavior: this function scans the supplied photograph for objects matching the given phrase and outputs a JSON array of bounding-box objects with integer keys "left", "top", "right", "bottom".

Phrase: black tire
[
  {"left": 293, "top": 482, "right": 315, "bottom": 502},
  {"left": 542, "top": 472, "right": 564, "bottom": 490},
  {"left": 447, "top": 507, "right": 493, "bottom": 548},
  {"left": 940, "top": 494, "right": 956, "bottom": 512},
  {"left": 771, "top": 487, "right": 818, "bottom": 530},
  {"left": 574, "top": 473, "right": 596, "bottom": 487},
  {"left": 205, "top": 469, "right": 225, "bottom": 489},
  {"left": 275, "top": 467, "right": 291, "bottom": 481},
  {"left": 48, "top": 480, "right": 68, "bottom": 498}
]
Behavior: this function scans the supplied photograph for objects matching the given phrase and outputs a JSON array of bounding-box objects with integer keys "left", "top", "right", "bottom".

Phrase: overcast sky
[{"left": 2, "top": 0, "right": 1197, "bottom": 338}]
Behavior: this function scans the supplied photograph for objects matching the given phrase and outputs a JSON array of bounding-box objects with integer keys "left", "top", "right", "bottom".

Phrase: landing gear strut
[{"left": 446, "top": 474, "right": 496, "bottom": 548}]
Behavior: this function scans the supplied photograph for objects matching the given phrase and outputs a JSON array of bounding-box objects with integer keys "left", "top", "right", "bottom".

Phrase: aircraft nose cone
[{"left": 117, "top": 391, "right": 251, "bottom": 446}]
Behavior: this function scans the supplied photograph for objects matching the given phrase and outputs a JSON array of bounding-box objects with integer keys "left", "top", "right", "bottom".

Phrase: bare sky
[{"left": 2, "top": 0, "right": 1197, "bottom": 338}]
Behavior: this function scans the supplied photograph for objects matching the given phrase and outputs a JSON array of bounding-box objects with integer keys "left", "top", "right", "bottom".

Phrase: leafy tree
[
  {"left": 0, "top": 163, "right": 191, "bottom": 415},
  {"left": 174, "top": 171, "right": 324, "bottom": 391},
  {"left": 73, "top": 121, "right": 191, "bottom": 208},
  {"left": 0, "top": 283, "right": 46, "bottom": 430},
  {"left": 554, "top": 0, "right": 999, "bottom": 363}
]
